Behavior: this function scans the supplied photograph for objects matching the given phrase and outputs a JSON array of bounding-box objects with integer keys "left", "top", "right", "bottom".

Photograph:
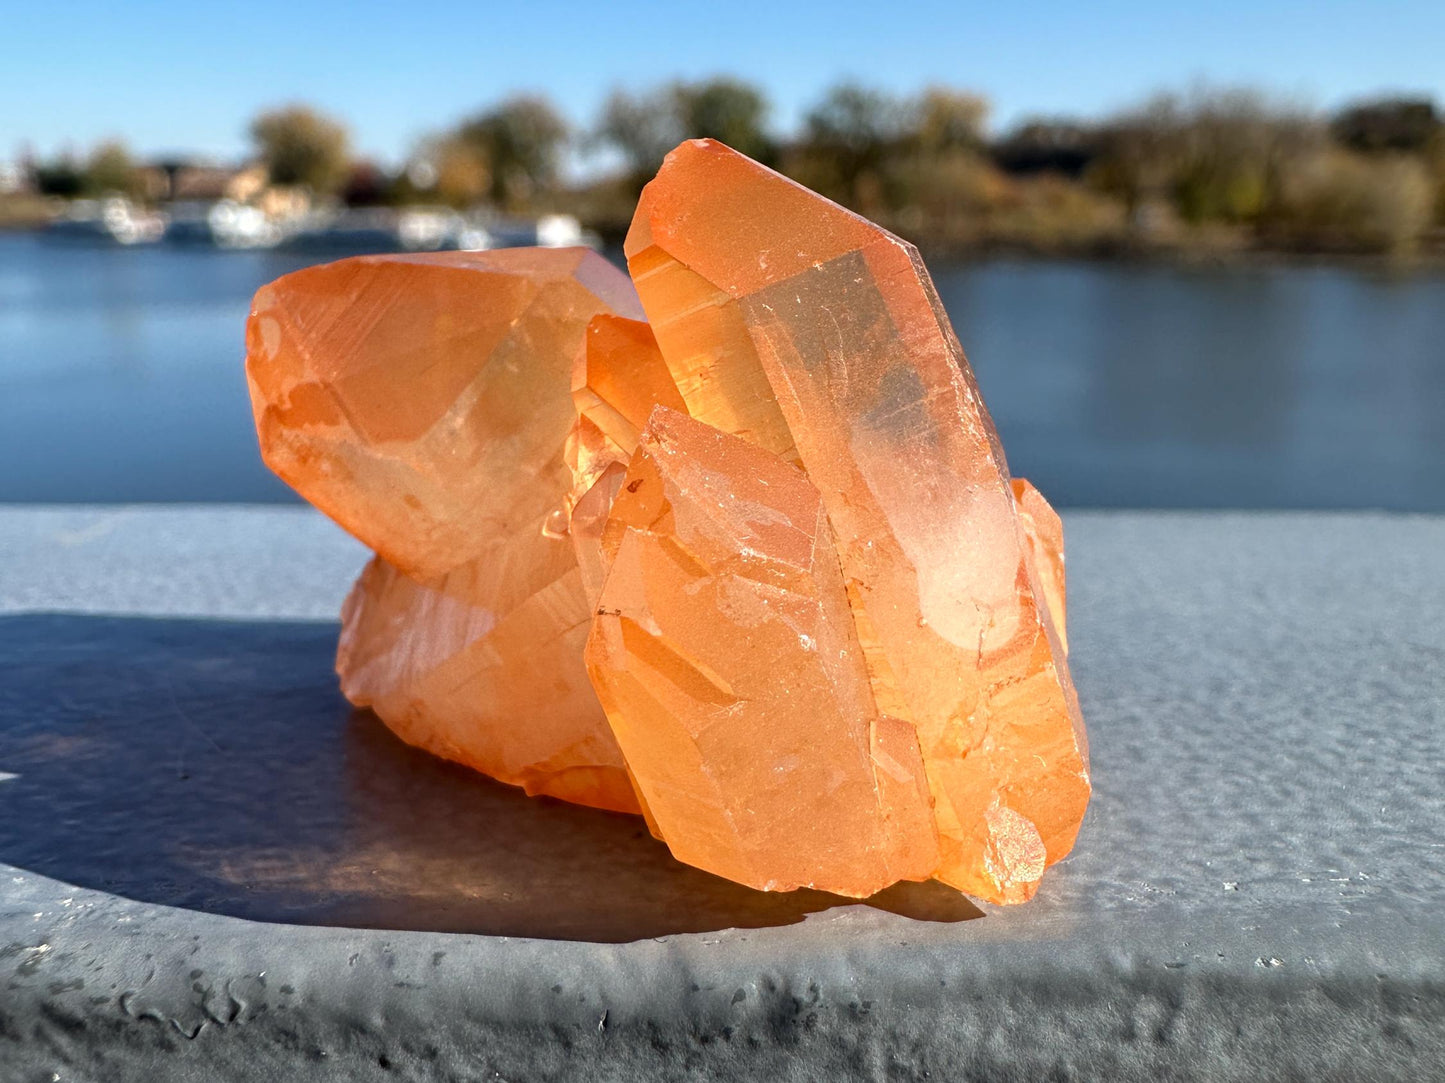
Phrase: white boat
[
  {"left": 48, "top": 197, "right": 167, "bottom": 245},
  {"left": 535, "top": 213, "right": 585, "bottom": 247},
  {"left": 397, "top": 208, "right": 465, "bottom": 251},
  {"left": 206, "top": 200, "right": 284, "bottom": 249},
  {"left": 456, "top": 213, "right": 595, "bottom": 252}
]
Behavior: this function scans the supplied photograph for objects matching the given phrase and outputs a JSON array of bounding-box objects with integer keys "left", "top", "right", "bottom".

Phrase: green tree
[
  {"left": 1331, "top": 97, "right": 1441, "bottom": 154},
  {"left": 249, "top": 105, "right": 351, "bottom": 194},
  {"left": 673, "top": 78, "right": 771, "bottom": 160},
  {"left": 596, "top": 78, "right": 773, "bottom": 187},
  {"left": 1429, "top": 132, "right": 1445, "bottom": 225},
  {"left": 912, "top": 88, "right": 989, "bottom": 153},
  {"left": 424, "top": 139, "right": 491, "bottom": 208},
  {"left": 1090, "top": 89, "right": 1318, "bottom": 224},
  {"left": 805, "top": 82, "right": 905, "bottom": 154},
  {"left": 1328, "top": 96, "right": 1445, "bottom": 227},
  {"left": 1088, "top": 93, "right": 1190, "bottom": 213},
  {"left": 596, "top": 87, "right": 676, "bottom": 183},
  {"left": 456, "top": 95, "right": 569, "bottom": 209},
  {"left": 1275, "top": 149, "right": 1433, "bottom": 254},
  {"left": 83, "top": 140, "right": 145, "bottom": 198},
  {"left": 798, "top": 82, "right": 907, "bottom": 207}
]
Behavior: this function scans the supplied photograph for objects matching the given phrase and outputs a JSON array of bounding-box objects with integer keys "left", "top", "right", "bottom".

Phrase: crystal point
[
  {"left": 246, "top": 248, "right": 642, "bottom": 579},
  {"left": 1013, "top": 477, "right": 1069, "bottom": 655},
  {"left": 624, "top": 139, "right": 1089, "bottom": 903},
  {"left": 574, "top": 314, "right": 687, "bottom": 456},
  {"left": 565, "top": 315, "right": 688, "bottom": 608},
  {"left": 248, "top": 249, "right": 641, "bottom": 811}
]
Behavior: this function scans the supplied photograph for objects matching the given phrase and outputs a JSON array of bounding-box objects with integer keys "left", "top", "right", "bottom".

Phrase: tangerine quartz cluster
[{"left": 244, "top": 139, "right": 1090, "bottom": 904}]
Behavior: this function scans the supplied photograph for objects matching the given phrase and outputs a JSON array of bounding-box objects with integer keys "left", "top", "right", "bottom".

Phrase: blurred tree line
[{"left": 19, "top": 82, "right": 1445, "bottom": 258}]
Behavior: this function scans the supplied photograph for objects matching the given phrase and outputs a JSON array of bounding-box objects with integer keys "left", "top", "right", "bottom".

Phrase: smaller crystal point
[
  {"left": 585, "top": 406, "right": 938, "bottom": 896},
  {"left": 574, "top": 314, "right": 688, "bottom": 456},
  {"left": 566, "top": 315, "right": 688, "bottom": 608},
  {"left": 568, "top": 456, "right": 628, "bottom": 608},
  {"left": 337, "top": 546, "right": 639, "bottom": 814},
  {"left": 249, "top": 249, "right": 644, "bottom": 813},
  {"left": 1013, "top": 477, "right": 1068, "bottom": 654}
]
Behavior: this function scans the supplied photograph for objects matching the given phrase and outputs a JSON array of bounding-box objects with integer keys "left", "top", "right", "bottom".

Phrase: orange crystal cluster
[{"left": 245, "top": 140, "right": 1090, "bottom": 904}]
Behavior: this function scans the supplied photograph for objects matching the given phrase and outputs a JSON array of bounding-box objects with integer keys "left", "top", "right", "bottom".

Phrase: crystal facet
[
  {"left": 565, "top": 315, "right": 688, "bottom": 608},
  {"left": 1012, "top": 477, "right": 1069, "bottom": 655},
  {"left": 585, "top": 407, "right": 938, "bottom": 895},
  {"left": 337, "top": 550, "right": 638, "bottom": 812},
  {"left": 573, "top": 314, "right": 688, "bottom": 458},
  {"left": 246, "top": 248, "right": 643, "bottom": 579},
  {"left": 247, "top": 249, "right": 641, "bottom": 812}
]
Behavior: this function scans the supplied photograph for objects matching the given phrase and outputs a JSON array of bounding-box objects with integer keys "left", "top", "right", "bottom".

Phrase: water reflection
[{"left": 940, "top": 259, "right": 1445, "bottom": 509}]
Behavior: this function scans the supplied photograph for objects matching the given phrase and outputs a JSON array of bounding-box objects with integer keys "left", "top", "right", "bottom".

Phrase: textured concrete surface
[{"left": 2, "top": 506, "right": 1444, "bottom": 1081}]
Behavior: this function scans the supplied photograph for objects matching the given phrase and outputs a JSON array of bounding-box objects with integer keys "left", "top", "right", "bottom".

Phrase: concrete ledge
[{"left": 3, "top": 507, "right": 1444, "bottom": 1080}]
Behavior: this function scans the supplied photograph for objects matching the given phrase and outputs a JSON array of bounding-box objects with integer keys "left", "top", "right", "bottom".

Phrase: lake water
[{"left": 2, "top": 231, "right": 1443, "bottom": 509}]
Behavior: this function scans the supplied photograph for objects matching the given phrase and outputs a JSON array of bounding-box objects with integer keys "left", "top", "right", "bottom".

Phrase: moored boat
[{"left": 47, "top": 197, "right": 167, "bottom": 245}]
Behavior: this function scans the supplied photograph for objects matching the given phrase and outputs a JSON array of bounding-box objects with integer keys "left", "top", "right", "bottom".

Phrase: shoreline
[
  {"left": 915, "top": 237, "right": 1445, "bottom": 274},
  {"left": 5, "top": 218, "right": 1444, "bottom": 274},
  {"left": 593, "top": 219, "right": 1445, "bottom": 273}
]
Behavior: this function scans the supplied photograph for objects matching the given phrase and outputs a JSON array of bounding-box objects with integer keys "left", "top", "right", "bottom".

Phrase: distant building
[
  {"left": 147, "top": 158, "right": 257, "bottom": 202},
  {"left": 224, "top": 164, "right": 270, "bottom": 204},
  {"left": 172, "top": 165, "right": 241, "bottom": 201}
]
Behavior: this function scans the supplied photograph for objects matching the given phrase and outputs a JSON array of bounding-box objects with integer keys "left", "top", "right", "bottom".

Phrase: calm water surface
[{"left": 2, "top": 232, "right": 1442, "bottom": 509}]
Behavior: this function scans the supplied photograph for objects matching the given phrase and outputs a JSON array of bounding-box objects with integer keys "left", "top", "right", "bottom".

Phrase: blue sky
[{"left": 5, "top": 0, "right": 1442, "bottom": 166}]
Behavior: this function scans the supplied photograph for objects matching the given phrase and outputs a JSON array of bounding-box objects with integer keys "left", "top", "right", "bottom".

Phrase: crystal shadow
[{"left": 0, "top": 614, "right": 982, "bottom": 942}]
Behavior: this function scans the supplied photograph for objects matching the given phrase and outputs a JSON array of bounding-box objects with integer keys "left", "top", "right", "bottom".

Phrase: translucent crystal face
[
  {"left": 585, "top": 407, "right": 939, "bottom": 896},
  {"left": 573, "top": 314, "right": 688, "bottom": 457},
  {"left": 245, "top": 142, "right": 1089, "bottom": 905},
  {"left": 246, "top": 248, "right": 643, "bottom": 580},
  {"left": 247, "top": 248, "right": 643, "bottom": 814},
  {"left": 623, "top": 140, "right": 1088, "bottom": 903}
]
